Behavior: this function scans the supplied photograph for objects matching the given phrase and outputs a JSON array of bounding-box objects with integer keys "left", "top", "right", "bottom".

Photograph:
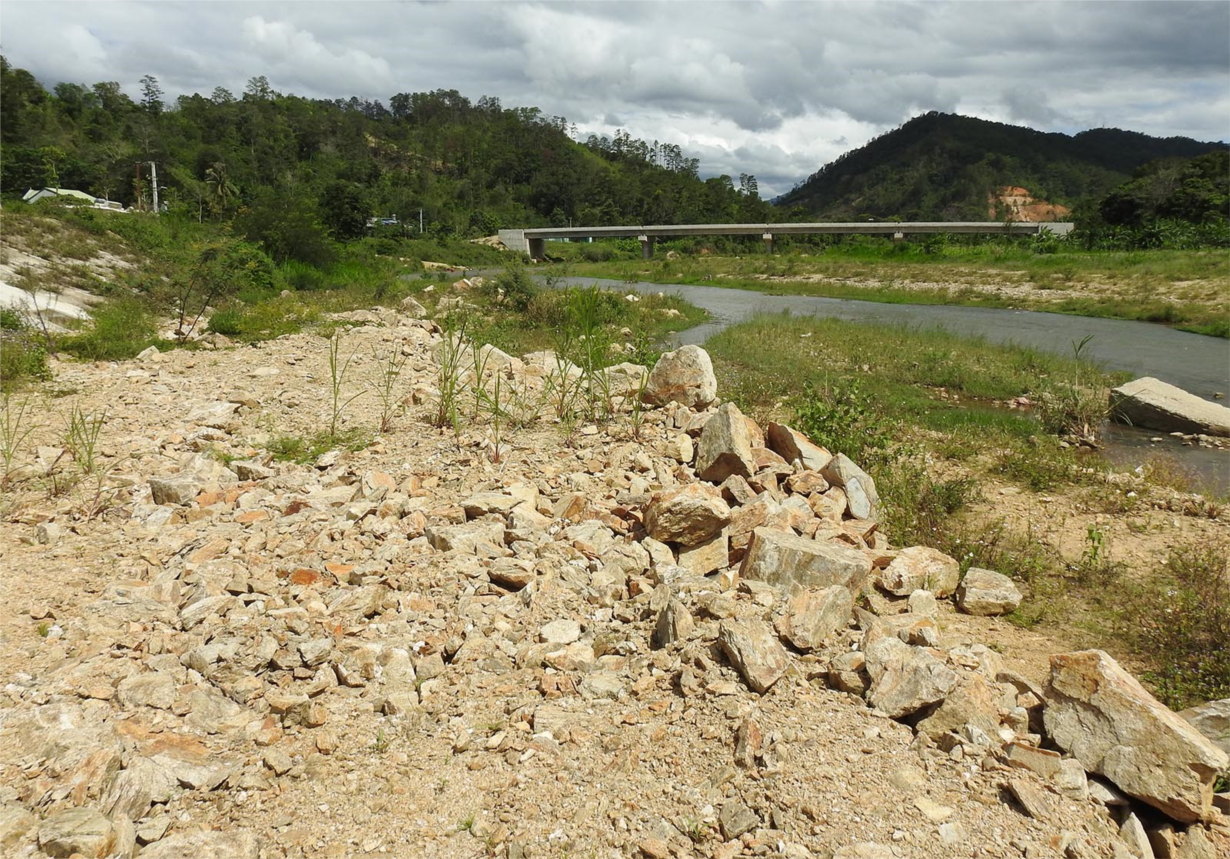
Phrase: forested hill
[
  {"left": 0, "top": 58, "right": 773, "bottom": 236},
  {"left": 778, "top": 112, "right": 1227, "bottom": 220}
]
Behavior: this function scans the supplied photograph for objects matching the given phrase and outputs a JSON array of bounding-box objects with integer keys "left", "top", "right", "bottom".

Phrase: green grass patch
[
  {"left": 57, "top": 297, "right": 167, "bottom": 361},
  {"left": 265, "top": 428, "right": 372, "bottom": 464}
]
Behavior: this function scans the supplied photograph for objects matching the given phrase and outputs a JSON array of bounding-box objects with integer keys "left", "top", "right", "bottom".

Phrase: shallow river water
[{"left": 549, "top": 276, "right": 1230, "bottom": 495}]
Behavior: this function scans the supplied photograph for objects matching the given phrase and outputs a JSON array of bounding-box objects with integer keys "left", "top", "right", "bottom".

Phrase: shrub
[
  {"left": 489, "top": 265, "right": 538, "bottom": 311},
  {"left": 1126, "top": 542, "right": 1230, "bottom": 710},
  {"left": 791, "top": 381, "right": 896, "bottom": 470},
  {"left": 0, "top": 328, "right": 51, "bottom": 390},
  {"left": 58, "top": 297, "right": 159, "bottom": 361}
]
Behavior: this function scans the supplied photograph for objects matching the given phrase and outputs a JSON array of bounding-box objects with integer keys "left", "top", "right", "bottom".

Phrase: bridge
[{"left": 499, "top": 221, "right": 1074, "bottom": 260}]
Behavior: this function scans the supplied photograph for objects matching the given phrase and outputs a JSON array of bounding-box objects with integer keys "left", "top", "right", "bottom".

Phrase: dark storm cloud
[{"left": 2, "top": 1, "right": 1226, "bottom": 197}]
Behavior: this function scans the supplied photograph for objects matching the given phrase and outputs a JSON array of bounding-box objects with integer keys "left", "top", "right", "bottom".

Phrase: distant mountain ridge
[{"left": 777, "top": 112, "right": 1227, "bottom": 221}]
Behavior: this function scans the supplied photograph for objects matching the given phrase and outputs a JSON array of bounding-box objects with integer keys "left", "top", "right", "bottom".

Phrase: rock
[
  {"left": 766, "top": 422, "right": 833, "bottom": 472},
  {"left": 138, "top": 830, "right": 260, "bottom": 859},
  {"left": 642, "top": 345, "right": 717, "bottom": 408},
  {"left": 102, "top": 755, "right": 176, "bottom": 820},
  {"left": 232, "top": 460, "right": 275, "bottom": 481},
  {"left": 1043, "top": 650, "right": 1230, "bottom": 823},
  {"left": 864, "top": 636, "right": 958, "bottom": 719},
  {"left": 718, "top": 801, "right": 759, "bottom": 839},
  {"left": 739, "top": 527, "right": 871, "bottom": 594},
  {"left": 694, "top": 402, "right": 756, "bottom": 483},
  {"left": 719, "top": 619, "right": 790, "bottom": 693},
  {"left": 115, "top": 673, "right": 177, "bottom": 710},
  {"left": 956, "top": 567, "right": 1022, "bottom": 615},
  {"left": 878, "top": 546, "right": 960, "bottom": 598},
  {"left": 37, "top": 807, "right": 114, "bottom": 858},
  {"left": 820, "top": 453, "right": 880, "bottom": 520},
  {"left": 774, "top": 586, "right": 853, "bottom": 651},
  {"left": 907, "top": 589, "right": 938, "bottom": 616},
  {"left": 642, "top": 483, "right": 731, "bottom": 546},
  {"left": 1111, "top": 377, "right": 1230, "bottom": 438},
  {"left": 401, "top": 296, "right": 428, "bottom": 316},
  {"left": 1119, "top": 814, "right": 1153, "bottom": 859},
  {"left": 1, "top": 805, "right": 37, "bottom": 853},
  {"left": 1180, "top": 698, "right": 1230, "bottom": 758},
  {"left": 676, "top": 531, "right": 728, "bottom": 575},
  {"left": 833, "top": 845, "right": 895, "bottom": 859},
  {"left": 1007, "top": 777, "right": 1053, "bottom": 820},
  {"left": 149, "top": 475, "right": 200, "bottom": 506},
  {"left": 425, "top": 520, "right": 505, "bottom": 553},
  {"left": 652, "top": 598, "right": 695, "bottom": 648},
  {"left": 540, "top": 619, "right": 582, "bottom": 645},
  {"left": 915, "top": 672, "right": 1000, "bottom": 740},
  {"left": 828, "top": 651, "right": 869, "bottom": 695}
]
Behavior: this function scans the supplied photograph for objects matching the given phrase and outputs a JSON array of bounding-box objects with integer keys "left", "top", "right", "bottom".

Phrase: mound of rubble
[{"left": 2, "top": 314, "right": 1227, "bottom": 859}]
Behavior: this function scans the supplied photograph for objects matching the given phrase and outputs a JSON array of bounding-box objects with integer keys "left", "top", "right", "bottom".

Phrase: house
[{"left": 22, "top": 187, "right": 100, "bottom": 205}]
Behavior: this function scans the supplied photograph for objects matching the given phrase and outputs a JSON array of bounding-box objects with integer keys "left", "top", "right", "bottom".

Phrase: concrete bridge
[{"left": 499, "top": 221, "right": 1074, "bottom": 260}]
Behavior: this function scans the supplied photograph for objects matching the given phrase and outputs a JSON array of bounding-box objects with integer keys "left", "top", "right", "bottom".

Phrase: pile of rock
[{"left": 1, "top": 324, "right": 1226, "bottom": 859}]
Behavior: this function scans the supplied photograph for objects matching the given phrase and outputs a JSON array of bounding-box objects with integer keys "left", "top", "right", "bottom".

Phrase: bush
[
  {"left": 488, "top": 265, "right": 538, "bottom": 311},
  {"left": 58, "top": 297, "right": 159, "bottom": 361},
  {"left": 791, "top": 381, "right": 896, "bottom": 470},
  {"left": 1127, "top": 542, "right": 1230, "bottom": 710},
  {"left": 0, "top": 328, "right": 51, "bottom": 390}
]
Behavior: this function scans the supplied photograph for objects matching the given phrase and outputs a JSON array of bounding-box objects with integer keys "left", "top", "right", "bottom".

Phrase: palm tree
[{"left": 204, "top": 161, "right": 238, "bottom": 218}]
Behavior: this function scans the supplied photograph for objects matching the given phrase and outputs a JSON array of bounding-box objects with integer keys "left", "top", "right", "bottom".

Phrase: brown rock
[
  {"left": 739, "top": 527, "right": 871, "bottom": 594},
  {"left": 774, "top": 586, "right": 854, "bottom": 651},
  {"left": 1043, "top": 650, "right": 1230, "bottom": 823},
  {"left": 820, "top": 453, "right": 880, "bottom": 520},
  {"left": 719, "top": 619, "right": 790, "bottom": 693},
  {"left": 643, "top": 483, "right": 731, "bottom": 547},
  {"left": 766, "top": 422, "right": 833, "bottom": 472},
  {"left": 695, "top": 402, "right": 757, "bottom": 483},
  {"left": 878, "top": 546, "right": 961, "bottom": 598}
]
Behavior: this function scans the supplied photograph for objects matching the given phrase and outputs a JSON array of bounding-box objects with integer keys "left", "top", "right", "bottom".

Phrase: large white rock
[
  {"left": 1043, "top": 650, "right": 1230, "bottom": 823},
  {"left": 695, "top": 402, "right": 757, "bottom": 483},
  {"left": 642, "top": 345, "right": 717, "bottom": 408},
  {"left": 956, "top": 567, "right": 1023, "bottom": 616},
  {"left": 820, "top": 454, "right": 880, "bottom": 520},
  {"left": 1180, "top": 698, "right": 1230, "bottom": 758},
  {"left": 1111, "top": 377, "right": 1230, "bottom": 437},
  {"left": 739, "top": 527, "right": 871, "bottom": 594},
  {"left": 766, "top": 422, "right": 833, "bottom": 472},
  {"left": 864, "top": 636, "right": 958, "bottom": 719},
  {"left": 879, "top": 546, "right": 961, "bottom": 598}
]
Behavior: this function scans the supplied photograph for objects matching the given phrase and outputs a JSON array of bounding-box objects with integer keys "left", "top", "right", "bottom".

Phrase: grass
[
  {"left": 265, "top": 428, "right": 371, "bottom": 464},
  {"left": 557, "top": 239, "right": 1229, "bottom": 336}
]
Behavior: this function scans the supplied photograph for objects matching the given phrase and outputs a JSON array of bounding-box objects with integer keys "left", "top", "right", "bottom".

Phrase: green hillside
[
  {"left": 0, "top": 58, "right": 773, "bottom": 244},
  {"left": 778, "top": 112, "right": 1226, "bottom": 220}
]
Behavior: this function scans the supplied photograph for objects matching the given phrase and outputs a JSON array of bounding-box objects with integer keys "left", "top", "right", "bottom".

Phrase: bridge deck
[{"left": 499, "top": 221, "right": 1073, "bottom": 258}]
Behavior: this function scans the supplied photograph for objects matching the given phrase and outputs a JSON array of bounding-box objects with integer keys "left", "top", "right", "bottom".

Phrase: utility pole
[
  {"left": 419, "top": 208, "right": 424, "bottom": 234},
  {"left": 135, "top": 162, "right": 143, "bottom": 211},
  {"left": 149, "top": 161, "right": 159, "bottom": 215}
]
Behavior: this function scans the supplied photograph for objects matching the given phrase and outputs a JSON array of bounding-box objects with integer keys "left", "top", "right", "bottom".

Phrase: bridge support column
[
  {"left": 527, "top": 237, "right": 546, "bottom": 261},
  {"left": 639, "top": 235, "right": 655, "bottom": 260},
  {"left": 763, "top": 232, "right": 774, "bottom": 254},
  {"left": 892, "top": 231, "right": 905, "bottom": 243}
]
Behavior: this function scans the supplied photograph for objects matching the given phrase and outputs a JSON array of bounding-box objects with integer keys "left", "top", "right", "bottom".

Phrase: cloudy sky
[{"left": 3, "top": 1, "right": 1227, "bottom": 197}]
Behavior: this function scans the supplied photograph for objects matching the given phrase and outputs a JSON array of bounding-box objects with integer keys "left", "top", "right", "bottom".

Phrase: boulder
[
  {"left": 774, "top": 586, "right": 854, "bottom": 651},
  {"left": 694, "top": 402, "right": 756, "bottom": 483},
  {"left": 879, "top": 546, "right": 961, "bottom": 598},
  {"left": 642, "top": 345, "right": 717, "bottom": 408},
  {"left": 820, "top": 453, "right": 880, "bottom": 520},
  {"left": 1180, "top": 698, "right": 1230, "bottom": 758},
  {"left": 739, "top": 527, "right": 871, "bottom": 594},
  {"left": 915, "top": 672, "right": 1001, "bottom": 740},
  {"left": 864, "top": 636, "right": 958, "bottom": 719},
  {"left": 642, "top": 483, "right": 731, "bottom": 546},
  {"left": 37, "top": 807, "right": 114, "bottom": 859},
  {"left": 766, "top": 422, "right": 833, "bottom": 472},
  {"left": 1110, "top": 377, "right": 1230, "bottom": 438},
  {"left": 956, "top": 567, "right": 1022, "bottom": 616},
  {"left": 1043, "top": 650, "right": 1230, "bottom": 823},
  {"left": 719, "top": 619, "right": 790, "bottom": 693},
  {"left": 652, "top": 599, "right": 694, "bottom": 649},
  {"left": 139, "top": 830, "right": 260, "bottom": 859}
]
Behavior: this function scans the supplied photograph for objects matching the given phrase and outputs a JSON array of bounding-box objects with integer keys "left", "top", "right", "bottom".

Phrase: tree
[
  {"left": 204, "top": 161, "right": 238, "bottom": 218},
  {"left": 245, "top": 75, "right": 275, "bottom": 100},
  {"left": 320, "top": 181, "right": 370, "bottom": 240},
  {"left": 140, "top": 74, "right": 164, "bottom": 115}
]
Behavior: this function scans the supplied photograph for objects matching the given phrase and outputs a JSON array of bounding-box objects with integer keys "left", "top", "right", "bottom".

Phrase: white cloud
[{"left": 0, "top": 1, "right": 1224, "bottom": 199}]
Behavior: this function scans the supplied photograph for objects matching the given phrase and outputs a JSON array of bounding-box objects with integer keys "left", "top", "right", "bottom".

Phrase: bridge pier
[
  {"left": 639, "top": 235, "right": 655, "bottom": 260},
  {"left": 527, "top": 237, "right": 546, "bottom": 261},
  {"left": 763, "top": 232, "right": 774, "bottom": 254}
]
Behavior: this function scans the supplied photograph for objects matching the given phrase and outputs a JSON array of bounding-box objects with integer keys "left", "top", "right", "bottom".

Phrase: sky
[{"left": 3, "top": 1, "right": 1228, "bottom": 198}]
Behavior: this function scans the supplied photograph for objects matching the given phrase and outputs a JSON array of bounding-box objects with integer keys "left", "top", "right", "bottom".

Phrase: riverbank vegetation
[
  {"left": 706, "top": 312, "right": 1228, "bottom": 709},
  {"left": 553, "top": 235, "right": 1230, "bottom": 337}
]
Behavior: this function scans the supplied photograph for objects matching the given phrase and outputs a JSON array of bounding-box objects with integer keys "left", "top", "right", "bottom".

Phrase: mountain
[{"left": 777, "top": 112, "right": 1227, "bottom": 221}]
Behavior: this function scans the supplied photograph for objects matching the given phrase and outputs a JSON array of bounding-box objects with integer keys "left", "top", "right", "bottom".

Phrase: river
[{"left": 548, "top": 276, "right": 1230, "bottom": 495}]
